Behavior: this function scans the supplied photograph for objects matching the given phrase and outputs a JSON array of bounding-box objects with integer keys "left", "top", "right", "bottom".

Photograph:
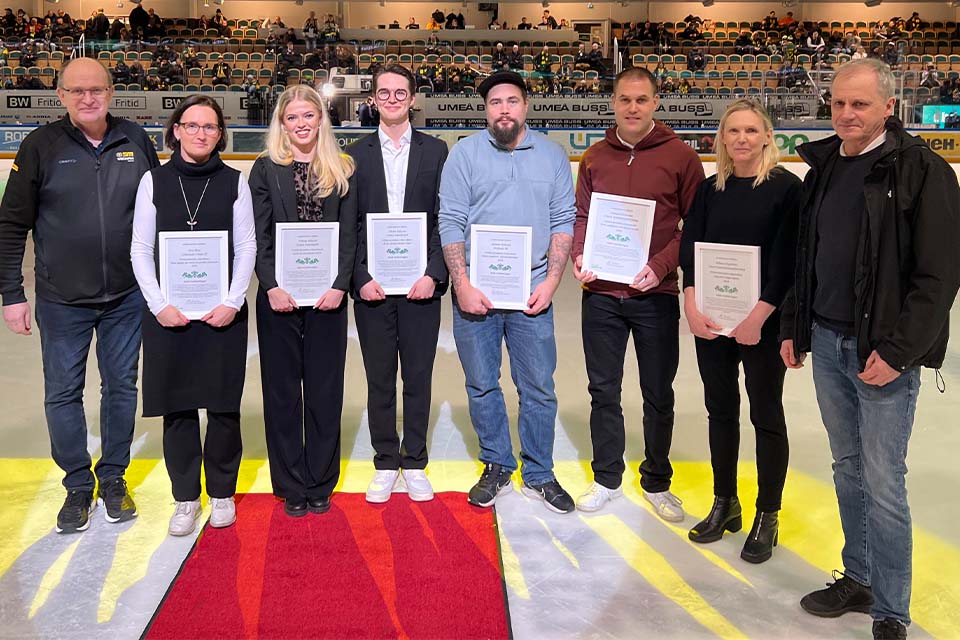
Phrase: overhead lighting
[
  {"left": 702, "top": 0, "right": 714, "bottom": 5},
  {"left": 864, "top": 0, "right": 881, "bottom": 6},
  {"left": 542, "top": 1, "right": 549, "bottom": 7}
]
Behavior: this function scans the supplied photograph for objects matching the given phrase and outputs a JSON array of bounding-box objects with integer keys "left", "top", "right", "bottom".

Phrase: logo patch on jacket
[
  {"left": 116, "top": 151, "right": 135, "bottom": 163},
  {"left": 58, "top": 158, "right": 77, "bottom": 165}
]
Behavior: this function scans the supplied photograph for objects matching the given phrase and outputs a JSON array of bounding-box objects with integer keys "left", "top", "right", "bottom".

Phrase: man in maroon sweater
[{"left": 571, "top": 66, "right": 704, "bottom": 517}]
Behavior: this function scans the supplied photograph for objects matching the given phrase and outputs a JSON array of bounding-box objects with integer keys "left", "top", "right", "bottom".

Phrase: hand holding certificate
[
  {"left": 581, "top": 193, "right": 657, "bottom": 284},
  {"left": 469, "top": 225, "right": 532, "bottom": 311},
  {"left": 275, "top": 222, "right": 340, "bottom": 307},
  {"left": 158, "top": 231, "right": 229, "bottom": 320},
  {"left": 366, "top": 212, "right": 427, "bottom": 296},
  {"left": 694, "top": 242, "right": 761, "bottom": 336}
]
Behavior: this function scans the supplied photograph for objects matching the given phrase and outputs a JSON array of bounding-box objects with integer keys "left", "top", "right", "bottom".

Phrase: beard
[{"left": 488, "top": 118, "right": 523, "bottom": 146}]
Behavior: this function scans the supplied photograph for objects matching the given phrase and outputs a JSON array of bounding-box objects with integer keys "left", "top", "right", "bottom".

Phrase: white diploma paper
[
  {"left": 694, "top": 242, "right": 761, "bottom": 336},
  {"left": 469, "top": 224, "right": 532, "bottom": 311},
  {"left": 158, "top": 231, "right": 229, "bottom": 320},
  {"left": 582, "top": 192, "right": 656, "bottom": 284},
  {"left": 366, "top": 212, "right": 427, "bottom": 295},
  {"left": 275, "top": 222, "right": 340, "bottom": 306}
]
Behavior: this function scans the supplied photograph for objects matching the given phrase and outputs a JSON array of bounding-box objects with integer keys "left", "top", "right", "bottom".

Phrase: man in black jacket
[
  {"left": 780, "top": 58, "right": 960, "bottom": 640},
  {"left": 0, "top": 58, "right": 159, "bottom": 534},
  {"left": 347, "top": 63, "right": 448, "bottom": 504}
]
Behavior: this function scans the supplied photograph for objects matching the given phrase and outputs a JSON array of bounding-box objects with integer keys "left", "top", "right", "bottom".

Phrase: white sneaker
[
  {"left": 210, "top": 496, "right": 236, "bottom": 528},
  {"left": 643, "top": 490, "right": 685, "bottom": 522},
  {"left": 168, "top": 500, "right": 201, "bottom": 536},
  {"left": 401, "top": 469, "right": 434, "bottom": 502},
  {"left": 576, "top": 482, "right": 623, "bottom": 512},
  {"left": 366, "top": 469, "right": 400, "bottom": 503}
]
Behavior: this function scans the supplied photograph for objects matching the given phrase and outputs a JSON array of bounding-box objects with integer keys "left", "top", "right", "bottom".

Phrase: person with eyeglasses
[
  {"left": 0, "top": 57, "right": 159, "bottom": 534},
  {"left": 248, "top": 84, "right": 357, "bottom": 518},
  {"left": 130, "top": 95, "right": 256, "bottom": 536},
  {"left": 346, "top": 63, "right": 448, "bottom": 504}
]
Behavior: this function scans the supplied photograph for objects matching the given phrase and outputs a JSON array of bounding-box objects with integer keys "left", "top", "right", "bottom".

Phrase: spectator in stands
[
  {"left": 431, "top": 60, "right": 446, "bottom": 90},
  {"left": 358, "top": 95, "right": 378, "bottom": 125},
  {"left": 127, "top": 60, "right": 144, "bottom": 85},
  {"left": 803, "top": 30, "right": 826, "bottom": 57},
  {"left": 492, "top": 42, "right": 508, "bottom": 70},
  {"left": 852, "top": 44, "right": 867, "bottom": 60},
  {"left": 283, "top": 27, "right": 299, "bottom": 46},
  {"left": 461, "top": 60, "right": 478, "bottom": 87},
  {"left": 574, "top": 43, "right": 590, "bottom": 70},
  {"left": 431, "top": 8, "right": 445, "bottom": 26},
  {"left": 425, "top": 16, "right": 440, "bottom": 31},
  {"left": 425, "top": 32, "right": 440, "bottom": 54},
  {"left": 113, "top": 59, "right": 130, "bottom": 84},
  {"left": 182, "top": 46, "right": 199, "bottom": 70},
  {"left": 906, "top": 11, "right": 922, "bottom": 31},
  {"left": 735, "top": 30, "right": 755, "bottom": 54},
  {"left": 146, "top": 8, "right": 163, "bottom": 38},
  {"left": 90, "top": 9, "right": 108, "bottom": 40},
  {"left": 198, "top": 14, "right": 213, "bottom": 29},
  {"left": 536, "top": 45, "right": 553, "bottom": 83},
  {"left": 778, "top": 12, "right": 795, "bottom": 30},
  {"left": 304, "top": 11, "right": 320, "bottom": 52},
  {"left": 661, "top": 76, "right": 676, "bottom": 93},
  {"left": 389, "top": 20, "right": 401, "bottom": 30},
  {"left": 20, "top": 45, "right": 37, "bottom": 68},
  {"left": 588, "top": 42, "right": 604, "bottom": 73},
  {"left": 335, "top": 45, "right": 355, "bottom": 72},
  {"left": 212, "top": 8, "right": 229, "bottom": 36},
  {"left": 752, "top": 30, "right": 766, "bottom": 51},
  {"left": 560, "top": 18, "right": 570, "bottom": 29},
  {"left": 416, "top": 62, "right": 433, "bottom": 90},
  {"left": 921, "top": 64, "right": 941, "bottom": 88},
  {"left": 680, "top": 21, "right": 703, "bottom": 41},
  {"left": 2, "top": 8, "right": 15, "bottom": 30},
  {"left": 654, "top": 61, "right": 668, "bottom": 83},
  {"left": 518, "top": 17, "right": 532, "bottom": 30},
  {"left": 488, "top": 17, "right": 501, "bottom": 29},
  {"left": 687, "top": 48, "right": 705, "bottom": 72},
  {"left": 506, "top": 44, "right": 523, "bottom": 71},
  {"left": 212, "top": 59, "right": 231, "bottom": 86},
  {"left": 407, "top": 17, "right": 419, "bottom": 29},
  {"left": 883, "top": 41, "right": 899, "bottom": 67},
  {"left": 884, "top": 18, "right": 901, "bottom": 40},
  {"left": 166, "top": 58, "right": 184, "bottom": 85},
  {"left": 761, "top": 11, "right": 778, "bottom": 31},
  {"left": 538, "top": 10, "right": 558, "bottom": 30},
  {"left": 320, "top": 44, "right": 336, "bottom": 69},
  {"left": 240, "top": 71, "right": 259, "bottom": 96},
  {"left": 277, "top": 42, "right": 300, "bottom": 83},
  {"left": 678, "top": 77, "right": 691, "bottom": 94}
]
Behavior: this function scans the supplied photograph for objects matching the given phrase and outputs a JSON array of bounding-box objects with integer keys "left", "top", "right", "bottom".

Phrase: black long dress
[{"left": 141, "top": 151, "right": 248, "bottom": 417}]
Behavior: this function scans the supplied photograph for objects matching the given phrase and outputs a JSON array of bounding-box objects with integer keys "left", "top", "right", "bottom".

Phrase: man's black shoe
[
  {"left": 97, "top": 477, "right": 138, "bottom": 523},
  {"left": 56, "top": 490, "right": 95, "bottom": 534},
  {"left": 521, "top": 479, "right": 575, "bottom": 514},
  {"left": 467, "top": 463, "right": 513, "bottom": 507},
  {"left": 800, "top": 570, "right": 874, "bottom": 617},
  {"left": 284, "top": 497, "right": 308, "bottom": 517},
  {"left": 307, "top": 496, "right": 331, "bottom": 514},
  {"left": 873, "top": 618, "right": 907, "bottom": 640}
]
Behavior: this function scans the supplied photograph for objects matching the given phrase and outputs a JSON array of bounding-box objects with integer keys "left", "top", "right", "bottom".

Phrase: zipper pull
[{"left": 627, "top": 150, "right": 635, "bottom": 166}]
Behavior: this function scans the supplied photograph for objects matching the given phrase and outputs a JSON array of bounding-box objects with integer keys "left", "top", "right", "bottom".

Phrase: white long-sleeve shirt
[{"left": 131, "top": 171, "right": 257, "bottom": 315}]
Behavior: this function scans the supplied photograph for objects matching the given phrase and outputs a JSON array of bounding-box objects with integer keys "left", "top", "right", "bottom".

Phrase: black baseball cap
[{"left": 478, "top": 71, "right": 527, "bottom": 99}]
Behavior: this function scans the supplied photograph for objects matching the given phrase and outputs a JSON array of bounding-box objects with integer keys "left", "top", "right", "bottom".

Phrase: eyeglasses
[
  {"left": 62, "top": 87, "right": 110, "bottom": 98},
  {"left": 178, "top": 122, "right": 221, "bottom": 135},
  {"left": 376, "top": 88, "right": 409, "bottom": 101}
]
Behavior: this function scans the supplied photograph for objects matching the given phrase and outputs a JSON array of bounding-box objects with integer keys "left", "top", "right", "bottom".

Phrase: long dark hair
[{"left": 163, "top": 94, "right": 228, "bottom": 152}]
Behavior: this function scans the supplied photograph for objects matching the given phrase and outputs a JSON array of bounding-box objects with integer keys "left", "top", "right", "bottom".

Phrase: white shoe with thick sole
[
  {"left": 366, "top": 469, "right": 401, "bottom": 503},
  {"left": 576, "top": 482, "right": 623, "bottom": 512}
]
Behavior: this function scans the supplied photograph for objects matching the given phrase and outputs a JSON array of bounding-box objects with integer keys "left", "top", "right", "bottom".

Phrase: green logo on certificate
[
  {"left": 386, "top": 247, "right": 410, "bottom": 255},
  {"left": 714, "top": 284, "right": 739, "bottom": 294},
  {"left": 489, "top": 263, "right": 512, "bottom": 272},
  {"left": 181, "top": 271, "right": 208, "bottom": 279},
  {"left": 606, "top": 233, "right": 631, "bottom": 243},
  {"left": 295, "top": 257, "right": 320, "bottom": 265}
]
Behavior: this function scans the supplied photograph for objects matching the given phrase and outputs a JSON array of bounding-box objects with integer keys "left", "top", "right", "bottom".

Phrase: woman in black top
[
  {"left": 679, "top": 99, "right": 801, "bottom": 563},
  {"left": 249, "top": 84, "right": 357, "bottom": 518}
]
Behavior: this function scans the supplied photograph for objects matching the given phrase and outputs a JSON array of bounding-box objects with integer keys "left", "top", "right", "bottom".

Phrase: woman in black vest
[
  {"left": 249, "top": 84, "right": 357, "bottom": 518},
  {"left": 131, "top": 95, "right": 256, "bottom": 537}
]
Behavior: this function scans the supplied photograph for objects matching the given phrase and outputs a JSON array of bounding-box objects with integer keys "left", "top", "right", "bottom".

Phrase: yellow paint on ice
[
  {"left": 497, "top": 510, "right": 530, "bottom": 600},
  {"left": 534, "top": 515, "right": 580, "bottom": 570}
]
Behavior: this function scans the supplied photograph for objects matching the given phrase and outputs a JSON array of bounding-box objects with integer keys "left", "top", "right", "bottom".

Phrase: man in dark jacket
[
  {"left": 780, "top": 58, "right": 960, "bottom": 640},
  {"left": 0, "top": 58, "right": 160, "bottom": 534},
  {"left": 128, "top": 3, "right": 148, "bottom": 39}
]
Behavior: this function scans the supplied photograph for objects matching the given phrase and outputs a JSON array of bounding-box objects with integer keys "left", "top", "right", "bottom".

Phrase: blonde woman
[
  {"left": 678, "top": 99, "right": 801, "bottom": 563},
  {"left": 249, "top": 84, "right": 357, "bottom": 518}
]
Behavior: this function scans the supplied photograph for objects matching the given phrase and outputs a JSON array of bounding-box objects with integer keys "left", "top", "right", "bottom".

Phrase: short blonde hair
[
  {"left": 263, "top": 84, "right": 354, "bottom": 199},
  {"left": 714, "top": 99, "right": 780, "bottom": 191}
]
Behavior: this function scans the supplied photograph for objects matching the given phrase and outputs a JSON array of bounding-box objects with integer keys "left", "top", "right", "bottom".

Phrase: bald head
[
  {"left": 58, "top": 57, "right": 112, "bottom": 89},
  {"left": 57, "top": 57, "right": 114, "bottom": 136}
]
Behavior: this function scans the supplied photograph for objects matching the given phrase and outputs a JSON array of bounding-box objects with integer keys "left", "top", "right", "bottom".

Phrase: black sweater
[{"left": 679, "top": 167, "right": 801, "bottom": 307}]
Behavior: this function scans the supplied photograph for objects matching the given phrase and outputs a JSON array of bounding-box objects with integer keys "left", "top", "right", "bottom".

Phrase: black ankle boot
[
  {"left": 688, "top": 496, "right": 742, "bottom": 543},
  {"left": 741, "top": 511, "right": 779, "bottom": 564}
]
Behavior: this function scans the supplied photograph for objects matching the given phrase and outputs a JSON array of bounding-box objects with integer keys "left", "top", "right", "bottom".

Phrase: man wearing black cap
[{"left": 438, "top": 71, "right": 577, "bottom": 514}]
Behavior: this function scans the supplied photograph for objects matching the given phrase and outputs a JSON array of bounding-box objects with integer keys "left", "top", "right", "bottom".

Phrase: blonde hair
[
  {"left": 714, "top": 99, "right": 780, "bottom": 192},
  {"left": 264, "top": 84, "right": 354, "bottom": 199}
]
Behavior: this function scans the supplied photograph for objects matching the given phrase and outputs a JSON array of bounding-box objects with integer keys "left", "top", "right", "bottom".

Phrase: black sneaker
[
  {"left": 800, "top": 570, "right": 874, "bottom": 618},
  {"left": 97, "top": 477, "right": 138, "bottom": 524},
  {"left": 56, "top": 490, "right": 95, "bottom": 534},
  {"left": 873, "top": 618, "right": 908, "bottom": 640},
  {"left": 521, "top": 479, "right": 575, "bottom": 514},
  {"left": 467, "top": 463, "right": 514, "bottom": 507}
]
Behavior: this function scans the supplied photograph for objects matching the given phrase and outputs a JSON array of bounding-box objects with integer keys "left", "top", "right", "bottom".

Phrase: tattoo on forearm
[
  {"left": 547, "top": 233, "right": 573, "bottom": 280},
  {"left": 442, "top": 242, "right": 468, "bottom": 290}
]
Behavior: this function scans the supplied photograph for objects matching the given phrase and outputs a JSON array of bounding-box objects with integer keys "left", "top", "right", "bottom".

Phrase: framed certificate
[
  {"left": 582, "top": 192, "right": 656, "bottom": 284},
  {"left": 158, "top": 231, "right": 229, "bottom": 320},
  {"left": 366, "top": 212, "right": 427, "bottom": 295},
  {"left": 469, "top": 224, "right": 532, "bottom": 311},
  {"left": 275, "top": 222, "right": 340, "bottom": 307},
  {"left": 694, "top": 242, "right": 761, "bottom": 336}
]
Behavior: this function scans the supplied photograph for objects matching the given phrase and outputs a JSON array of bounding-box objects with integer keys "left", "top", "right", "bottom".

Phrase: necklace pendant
[{"left": 187, "top": 220, "right": 198, "bottom": 228}]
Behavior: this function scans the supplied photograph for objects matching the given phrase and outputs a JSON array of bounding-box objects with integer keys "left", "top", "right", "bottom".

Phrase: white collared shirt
[
  {"left": 378, "top": 124, "right": 412, "bottom": 214},
  {"left": 839, "top": 131, "right": 886, "bottom": 157}
]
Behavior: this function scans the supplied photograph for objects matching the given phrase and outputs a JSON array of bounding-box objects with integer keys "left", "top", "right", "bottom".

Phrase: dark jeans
[
  {"left": 35, "top": 290, "right": 143, "bottom": 492},
  {"left": 354, "top": 296, "right": 441, "bottom": 470},
  {"left": 162, "top": 409, "right": 242, "bottom": 501},
  {"left": 256, "top": 290, "right": 346, "bottom": 500},
  {"left": 694, "top": 330, "right": 788, "bottom": 512},
  {"left": 582, "top": 291, "right": 679, "bottom": 492}
]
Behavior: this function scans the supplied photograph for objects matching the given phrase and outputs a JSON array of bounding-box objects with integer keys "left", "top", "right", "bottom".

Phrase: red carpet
[{"left": 145, "top": 493, "right": 510, "bottom": 639}]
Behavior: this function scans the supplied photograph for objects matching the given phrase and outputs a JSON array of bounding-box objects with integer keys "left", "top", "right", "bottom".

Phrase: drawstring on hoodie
[{"left": 627, "top": 149, "right": 635, "bottom": 166}]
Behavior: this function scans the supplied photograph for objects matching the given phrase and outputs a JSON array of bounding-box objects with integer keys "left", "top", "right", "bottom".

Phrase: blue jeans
[
  {"left": 811, "top": 323, "right": 919, "bottom": 625},
  {"left": 452, "top": 302, "right": 558, "bottom": 486},
  {"left": 35, "top": 290, "right": 143, "bottom": 492}
]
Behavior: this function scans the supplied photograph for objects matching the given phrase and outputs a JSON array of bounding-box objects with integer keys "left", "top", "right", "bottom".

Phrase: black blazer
[
  {"left": 346, "top": 128, "right": 449, "bottom": 299},
  {"left": 248, "top": 155, "right": 358, "bottom": 292}
]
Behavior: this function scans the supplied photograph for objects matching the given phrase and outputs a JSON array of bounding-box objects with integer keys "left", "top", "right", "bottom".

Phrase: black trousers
[
  {"left": 582, "top": 291, "right": 679, "bottom": 493},
  {"left": 694, "top": 327, "right": 789, "bottom": 512},
  {"left": 256, "top": 289, "right": 347, "bottom": 501},
  {"left": 162, "top": 409, "right": 241, "bottom": 501},
  {"left": 354, "top": 296, "right": 441, "bottom": 470}
]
